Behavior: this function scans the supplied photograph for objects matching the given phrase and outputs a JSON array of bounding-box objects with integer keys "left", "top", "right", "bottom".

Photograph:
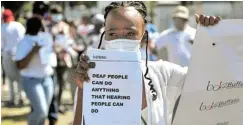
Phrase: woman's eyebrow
[{"left": 107, "top": 27, "right": 137, "bottom": 31}]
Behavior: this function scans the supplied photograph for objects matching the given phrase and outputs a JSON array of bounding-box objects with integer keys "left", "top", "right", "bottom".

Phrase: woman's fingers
[
  {"left": 73, "top": 54, "right": 95, "bottom": 89},
  {"left": 78, "top": 61, "right": 89, "bottom": 71},
  {"left": 196, "top": 14, "right": 222, "bottom": 26},
  {"left": 72, "top": 69, "right": 89, "bottom": 85},
  {"left": 214, "top": 16, "right": 222, "bottom": 24},
  {"left": 199, "top": 14, "right": 205, "bottom": 25},
  {"left": 72, "top": 54, "right": 91, "bottom": 89},
  {"left": 195, "top": 14, "right": 200, "bottom": 24},
  {"left": 80, "top": 54, "right": 89, "bottom": 62},
  {"left": 84, "top": 73, "right": 90, "bottom": 81},
  {"left": 89, "top": 62, "right": 96, "bottom": 68},
  {"left": 209, "top": 16, "right": 216, "bottom": 26},
  {"left": 204, "top": 16, "right": 210, "bottom": 26}
]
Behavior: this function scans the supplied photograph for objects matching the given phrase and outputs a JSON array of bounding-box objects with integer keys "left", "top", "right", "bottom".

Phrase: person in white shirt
[
  {"left": 156, "top": 6, "right": 196, "bottom": 67},
  {"left": 1, "top": 9, "right": 25, "bottom": 106},
  {"left": 31, "top": 2, "right": 60, "bottom": 124},
  {"left": 15, "top": 17, "right": 54, "bottom": 125},
  {"left": 71, "top": 2, "right": 222, "bottom": 125}
]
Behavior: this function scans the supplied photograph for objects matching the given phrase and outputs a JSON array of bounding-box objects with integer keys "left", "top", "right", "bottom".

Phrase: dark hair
[
  {"left": 32, "top": 1, "right": 49, "bottom": 17},
  {"left": 104, "top": 1, "right": 147, "bottom": 24},
  {"left": 98, "top": 1, "right": 157, "bottom": 101},
  {"left": 26, "top": 17, "right": 42, "bottom": 35}
]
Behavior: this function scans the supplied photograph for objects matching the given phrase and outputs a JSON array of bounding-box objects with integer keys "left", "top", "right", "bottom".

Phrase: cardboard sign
[
  {"left": 82, "top": 49, "right": 143, "bottom": 125},
  {"left": 173, "top": 20, "right": 243, "bottom": 125}
]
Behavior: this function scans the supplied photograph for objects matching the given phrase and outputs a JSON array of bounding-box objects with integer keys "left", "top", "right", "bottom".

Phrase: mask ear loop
[
  {"left": 144, "top": 30, "right": 157, "bottom": 101},
  {"left": 98, "top": 31, "right": 105, "bottom": 49}
]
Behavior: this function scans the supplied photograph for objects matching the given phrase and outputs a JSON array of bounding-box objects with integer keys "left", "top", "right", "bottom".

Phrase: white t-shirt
[
  {"left": 156, "top": 25, "right": 196, "bottom": 67},
  {"left": 15, "top": 34, "right": 54, "bottom": 78},
  {"left": 73, "top": 60, "right": 187, "bottom": 125},
  {"left": 1, "top": 21, "right": 26, "bottom": 56}
]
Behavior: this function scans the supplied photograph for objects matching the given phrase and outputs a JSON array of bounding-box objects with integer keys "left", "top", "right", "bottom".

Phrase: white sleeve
[
  {"left": 15, "top": 40, "right": 33, "bottom": 61},
  {"left": 166, "top": 61, "right": 187, "bottom": 87},
  {"left": 156, "top": 60, "right": 187, "bottom": 125},
  {"left": 157, "top": 60, "right": 188, "bottom": 87}
]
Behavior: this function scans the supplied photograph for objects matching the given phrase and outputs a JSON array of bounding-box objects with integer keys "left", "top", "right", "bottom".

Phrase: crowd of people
[{"left": 2, "top": 1, "right": 201, "bottom": 125}]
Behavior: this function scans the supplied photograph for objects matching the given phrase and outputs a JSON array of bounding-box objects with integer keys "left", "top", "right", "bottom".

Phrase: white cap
[{"left": 172, "top": 6, "right": 189, "bottom": 19}]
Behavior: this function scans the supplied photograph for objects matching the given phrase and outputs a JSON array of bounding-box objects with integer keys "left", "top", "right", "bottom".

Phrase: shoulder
[
  {"left": 155, "top": 28, "right": 175, "bottom": 43},
  {"left": 11, "top": 21, "right": 25, "bottom": 31},
  {"left": 61, "top": 22, "right": 70, "bottom": 28},
  {"left": 147, "top": 60, "right": 188, "bottom": 78},
  {"left": 12, "top": 21, "right": 24, "bottom": 27},
  {"left": 160, "top": 28, "right": 175, "bottom": 37}
]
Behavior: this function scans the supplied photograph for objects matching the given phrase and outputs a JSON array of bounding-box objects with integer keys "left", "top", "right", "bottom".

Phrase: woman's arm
[
  {"left": 16, "top": 45, "right": 41, "bottom": 69},
  {"left": 73, "top": 88, "right": 83, "bottom": 125},
  {"left": 72, "top": 54, "right": 91, "bottom": 125}
]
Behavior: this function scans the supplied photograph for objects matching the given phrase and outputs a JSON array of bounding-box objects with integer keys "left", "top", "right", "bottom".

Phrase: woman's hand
[
  {"left": 195, "top": 14, "right": 222, "bottom": 26},
  {"left": 33, "top": 44, "right": 42, "bottom": 53},
  {"left": 72, "top": 54, "right": 95, "bottom": 125},
  {"left": 72, "top": 54, "right": 94, "bottom": 89}
]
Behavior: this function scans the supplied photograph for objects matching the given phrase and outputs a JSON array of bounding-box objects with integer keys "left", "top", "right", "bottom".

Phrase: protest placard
[
  {"left": 82, "top": 49, "right": 143, "bottom": 125},
  {"left": 172, "top": 20, "right": 243, "bottom": 125}
]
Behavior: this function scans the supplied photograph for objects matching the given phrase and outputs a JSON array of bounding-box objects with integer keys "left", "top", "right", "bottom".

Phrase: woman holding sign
[{"left": 72, "top": 1, "right": 221, "bottom": 125}]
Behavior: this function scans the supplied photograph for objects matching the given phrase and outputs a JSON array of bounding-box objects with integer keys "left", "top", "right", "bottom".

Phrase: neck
[{"left": 177, "top": 24, "right": 187, "bottom": 31}]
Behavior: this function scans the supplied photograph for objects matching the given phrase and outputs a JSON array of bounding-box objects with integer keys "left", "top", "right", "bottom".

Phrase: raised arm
[{"left": 72, "top": 54, "right": 92, "bottom": 125}]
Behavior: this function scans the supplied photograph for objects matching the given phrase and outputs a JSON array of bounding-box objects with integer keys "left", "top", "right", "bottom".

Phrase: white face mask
[
  {"left": 104, "top": 39, "right": 141, "bottom": 51},
  {"left": 103, "top": 32, "right": 145, "bottom": 51},
  {"left": 51, "top": 14, "right": 63, "bottom": 22}
]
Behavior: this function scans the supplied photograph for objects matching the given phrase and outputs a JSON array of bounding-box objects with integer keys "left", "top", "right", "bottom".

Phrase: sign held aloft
[{"left": 173, "top": 20, "right": 243, "bottom": 125}]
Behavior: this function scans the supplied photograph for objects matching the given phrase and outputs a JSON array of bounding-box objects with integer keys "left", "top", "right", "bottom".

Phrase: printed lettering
[
  {"left": 93, "top": 55, "right": 107, "bottom": 59},
  {"left": 92, "top": 74, "right": 106, "bottom": 78},
  {"left": 207, "top": 81, "right": 243, "bottom": 91},
  {"left": 92, "top": 81, "right": 103, "bottom": 85},
  {"left": 199, "top": 98, "right": 240, "bottom": 111},
  {"left": 92, "top": 88, "right": 119, "bottom": 92},
  {"left": 113, "top": 102, "right": 123, "bottom": 106}
]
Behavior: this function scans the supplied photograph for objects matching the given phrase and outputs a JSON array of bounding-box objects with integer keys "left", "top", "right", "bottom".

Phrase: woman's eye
[
  {"left": 127, "top": 32, "right": 135, "bottom": 36},
  {"left": 109, "top": 33, "right": 116, "bottom": 36}
]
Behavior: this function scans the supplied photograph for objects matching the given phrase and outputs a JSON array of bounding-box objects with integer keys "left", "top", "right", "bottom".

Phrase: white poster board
[
  {"left": 82, "top": 49, "right": 143, "bottom": 125},
  {"left": 173, "top": 20, "right": 243, "bottom": 125}
]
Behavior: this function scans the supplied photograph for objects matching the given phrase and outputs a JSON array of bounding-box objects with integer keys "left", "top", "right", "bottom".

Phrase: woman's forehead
[
  {"left": 112, "top": 7, "right": 141, "bottom": 17},
  {"left": 105, "top": 7, "right": 144, "bottom": 30}
]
